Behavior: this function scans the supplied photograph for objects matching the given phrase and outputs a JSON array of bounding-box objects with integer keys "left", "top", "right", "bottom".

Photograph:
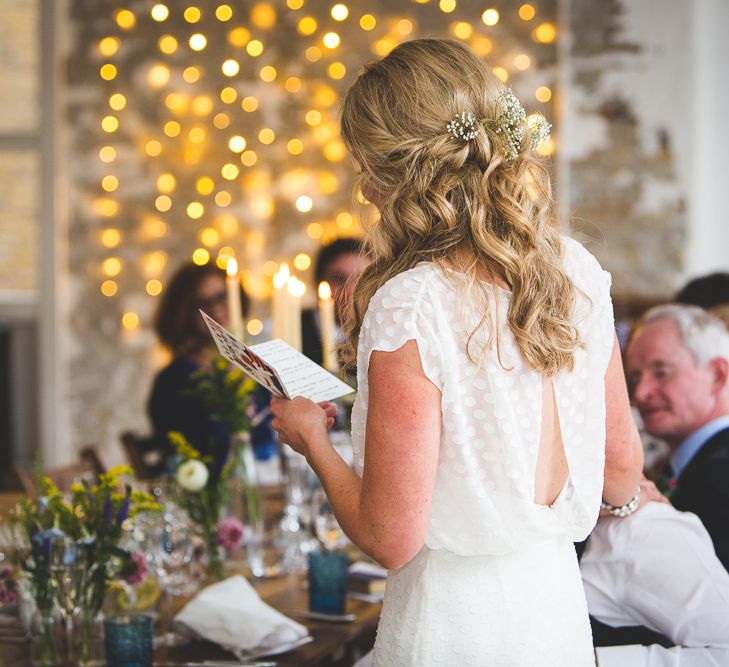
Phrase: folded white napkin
[{"left": 174, "top": 575, "right": 309, "bottom": 655}]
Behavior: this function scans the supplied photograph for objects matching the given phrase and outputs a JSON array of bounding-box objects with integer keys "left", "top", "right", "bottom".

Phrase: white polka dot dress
[{"left": 352, "top": 237, "right": 613, "bottom": 666}]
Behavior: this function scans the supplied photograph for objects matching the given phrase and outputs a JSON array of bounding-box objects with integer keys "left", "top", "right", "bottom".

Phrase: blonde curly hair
[{"left": 340, "top": 38, "right": 581, "bottom": 376}]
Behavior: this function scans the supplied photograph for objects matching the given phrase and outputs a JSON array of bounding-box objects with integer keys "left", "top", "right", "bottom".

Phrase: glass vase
[
  {"left": 72, "top": 607, "right": 105, "bottom": 667},
  {"left": 30, "top": 606, "right": 63, "bottom": 667}
]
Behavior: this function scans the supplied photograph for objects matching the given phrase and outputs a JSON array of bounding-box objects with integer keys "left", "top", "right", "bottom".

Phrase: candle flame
[
  {"left": 272, "top": 262, "right": 290, "bottom": 289},
  {"left": 318, "top": 281, "right": 332, "bottom": 300},
  {"left": 287, "top": 277, "right": 306, "bottom": 297},
  {"left": 226, "top": 257, "right": 238, "bottom": 276}
]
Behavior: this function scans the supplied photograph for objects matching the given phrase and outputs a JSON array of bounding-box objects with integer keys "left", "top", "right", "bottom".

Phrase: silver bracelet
[{"left": 600, "top": 487, "right": 641, "bottom": 517}]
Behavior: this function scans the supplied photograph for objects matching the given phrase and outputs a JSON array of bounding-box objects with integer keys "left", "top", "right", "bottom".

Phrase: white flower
[{"left": 176, "top": 459, "right": 209, "bottom": 492}]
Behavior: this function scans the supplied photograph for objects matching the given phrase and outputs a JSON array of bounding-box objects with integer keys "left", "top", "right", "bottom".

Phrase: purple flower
[
  {"left": 116, "top": 498, "right": 130, "bottom": 525},
  {"left": 217, "top": 517, "right": 245, "bottom": 551},
  {"left": 124, "top": 551, "right": 148, "bottom": 586},
  {"left": 103, "top": 497, "right": 113, "bottom": 523}
]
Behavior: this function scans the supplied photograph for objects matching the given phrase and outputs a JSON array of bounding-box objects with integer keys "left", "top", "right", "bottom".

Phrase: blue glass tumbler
[
  {"left": 307, "top": 549, "right": 349, "bottom": 615},
  {"left": 104, "top": 614, "right": 153, "bottom": 667}
]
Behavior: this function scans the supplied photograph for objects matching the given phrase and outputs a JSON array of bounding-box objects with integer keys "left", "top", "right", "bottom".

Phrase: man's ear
[{"left": 708, "top": 357, "right": 729, "bottom": 393}]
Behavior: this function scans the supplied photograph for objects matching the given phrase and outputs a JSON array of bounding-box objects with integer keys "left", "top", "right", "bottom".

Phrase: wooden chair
[
  {"left": 13, "top": 446, "right": 105, "bottom": 496},
  {"left": 119, "top": 431, "right": 165, "bottom": 480}
]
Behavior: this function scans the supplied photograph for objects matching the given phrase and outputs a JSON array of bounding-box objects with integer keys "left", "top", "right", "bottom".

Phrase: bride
[{"left": 271, "top": 38, "right": 643, "bottom": 666}]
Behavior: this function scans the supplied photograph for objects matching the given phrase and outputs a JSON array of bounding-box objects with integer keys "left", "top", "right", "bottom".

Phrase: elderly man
[{"left": 627, "top": 303, "right": 729, "bottom": 570}]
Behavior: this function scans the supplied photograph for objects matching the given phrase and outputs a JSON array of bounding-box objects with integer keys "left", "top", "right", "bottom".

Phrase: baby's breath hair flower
[
  {"left": 447, "top": 88, "right": 551, "bottom": 161},
  {"left": 447, "top": 112, "right": 479, "bottom": 141}
]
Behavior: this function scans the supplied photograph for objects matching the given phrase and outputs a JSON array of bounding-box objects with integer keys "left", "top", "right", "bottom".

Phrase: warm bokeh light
[
  {"left": 187, "top": 202, "right": 204, "bottom": 219},
  {"left": 220, "top": 87, "right": 237, "bottom": 104},
  {"left": 146, "top": 279, "right": 163, "bottom": 296},
  {"left": 213, "top": 112, "right": 231, "bottom": 128},
  {"left": 150, "top": 4, "right": 169, "bottom": 21},
  {"left": 99, "top": 146, "right": 116, "bottom": 163},
  {"left": 100, "top": 228, "right": 122, "bottom": 248},
  {"left": 145, "top": 140, "right": 162, "bottom": 157},
  {"left": 196, "top": 176, "right": 215, "bottom": 195},
  {"left": 115, "top": 9, "right": 136, "bottom": 30},
  {"left": 100, "top": 280, "right": 118, "bottom": 297},
  {"left": 396, "top": 19, "right": 414, "bottom": 35},
  {"left": 493, "top": 66, "right": 509, "bottom": 82},
  {"left": 260, "top": 66, "right": 277, "bottom": 82},
  {"left": 184, "top": 6, "right": 202, "bottom": 23},
  {"left": 222, "top": 59, "right": 240, "bottom": 76},
  {"left": 101, "top": 175, "right": 119, "bottom": 192},
  {"left": 141, "top": 251, "right": 168, "bottom": 277},
  {"left": 360, "top": 14, "right": 376, "bottom": 30},
  {"left": 305, "top": 110, "right": 322, "bottom": 126},
  {"left": 240, "top": 150, "right": 258, "bottom": 166},
  {"left": 305, "top": 46, "right": 322, "bottom": 62},
  {"left": 519, "top": 3, "right": 536, "bottom": 20},
  {"left": 287, "top": 0, "right": 304, "bottom": 8},
  {"left": 246, "top": 40, "right": 264, "bottom": 56},
  {"left": 482, "top": 8, "right": 499, "bottom": 25},
  {"left": 514, "top": 54, "right": 531, "bottom": 70},
  {"left": 199, "top": 227, "right": 220, "bottom": 246},
  {"left": 99, "top": 37, "right": 120, "bottom": 56},
  {"left": 536, "top": 137, "right": 555, "bottom": 156},
  {"left": 533, "top": 22, "right": 557, "bottom": 43},
  {"left": 158, "top": 35, "right": 178, "bottom": 54},
  {"left": 102, "top": 257, "right": 123, "bottom": 277},
  {"left": 535, "top": 86, "right": 552, "bottom": 102},
  {"left": 285, "top": 77, "right": 302, "bottom": 93},
  {"left": 109, "top": 93, "right": 126, "bottom": 110},
  {"left": 451, "top": 21, "right": 473, "bottom": 39},
  {"left": 155, "top": 195, "right": 172, "bottom": 212},
  {"left": 228, "top": 135, "right": 246, "bottom": 152},
  {"left": 251, "top": 3, "right": 277, "bottom": 29},
  {"left": 228, "top": 27, "right": 250, "bottom": 46},
  {"left": 323, "top": 32, "right": 340, "bottom": 48},
  {"left": 156, "top": 173, "right": 176, "bottom": 193},
  {"left": 163, "top": 120, "right": 181, "bottom": 137},
  {"left": 241, "top": 96, "right": 259, "bottom": 112},
  {"left": 189, "top": 33, "right": 207, "bottom": 51},
  {"left": 192, "top": 248, "right": 210, "bottom": 265},
  {"left": 101, "top": 116, "right": 119, "bottom": 133},
  {"left": 122, "top": 311, "right": 140, "bottom": 329},
  {"left": 297, "top": 16, "right": 317, "bottom": 35},
  {"left": 439, "top": 0, "right": 456, "bottom": 13},
  {"left": 143, "top": 217, "right": 168, "bottom": 238},
  {"left": 97, "top": 199, "right": 119, "bottom": 217},
  {"left": 183, "top": 66, "right": 201, "bottom": 83},
  {"left": 258, "top": 128, "right": 275, "bottom": 144},
  {"left": 323, "top": 139, "right": 346, "bottom": 162},
  {"left": 192, "top": 95, "right": 213, "bottom": 115},
  {"left": 287, "top": 138, "right": 304, "bottom": 155},
  {"left": 296, "top": 195, "right": 313, "bottom": 212},
  {"left": 327, "top": 62, "right": 346, "bottom": 80},
  {"left": 100, "top": 64, "right": 117, "bottom": 80},
  {"left": 263, "top": 260, "right": 278, "bottom": 276},
  {"left": 294, "top": 253, "right": 311, "bottom": 270},
  {"left": 216, "top": 5, "right": 233, "bottom": 21},
  {"left": 247, "top": 319, "right": 264, "bottom": 336},
  {"left": 336, "top": 211, "right": 353, "bottom": 228},
  {"left": 215, "top": 190, "right": 233, "bottom": 206},
  {"left": 307, "top": 222, "right": 323, "bottom": 239},
  {"left": 147, "top": 64, "right": 170, "bottom": 87},
  {"left": 221, "top": 163, "right": 240, "bottom": 180}
]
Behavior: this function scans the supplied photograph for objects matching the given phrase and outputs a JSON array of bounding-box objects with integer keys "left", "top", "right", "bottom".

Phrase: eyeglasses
[{"left": 196, "top": 291, "right": 227, "bottom": 311}]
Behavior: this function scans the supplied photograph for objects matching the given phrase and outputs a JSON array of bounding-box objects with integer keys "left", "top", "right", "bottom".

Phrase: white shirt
[{"left": 581, "top": 502, "right": 729, "bottom": 647}]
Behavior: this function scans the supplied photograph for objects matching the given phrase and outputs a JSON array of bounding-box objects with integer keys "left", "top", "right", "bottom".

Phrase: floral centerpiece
[
  {"left": 168, "top": 357, "right": 260, "bottom": 580},
  {"left": 10, "top": 467, "right": 158, "bottom": 665}
]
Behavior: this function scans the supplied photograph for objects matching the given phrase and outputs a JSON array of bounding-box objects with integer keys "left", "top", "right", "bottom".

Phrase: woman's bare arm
[
  {"left": 271, "top": 340, "right": 441, "bottom": 569},
  {"left": 603, "top": 333, "right": 644, "bottom": 506}
]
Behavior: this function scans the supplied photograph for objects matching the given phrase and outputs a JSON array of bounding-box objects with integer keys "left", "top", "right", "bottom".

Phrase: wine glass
[
  {"left": 48, "top": 535, "right": 85, "bottom": 661},
  {"left": 311, "top": 488, "right": 349, "bottom": 552}
]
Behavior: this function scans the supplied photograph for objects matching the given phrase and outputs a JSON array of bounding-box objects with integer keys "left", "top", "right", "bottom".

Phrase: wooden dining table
[{"left": 0, "top": 568, "right": 381, "bottom": 667}]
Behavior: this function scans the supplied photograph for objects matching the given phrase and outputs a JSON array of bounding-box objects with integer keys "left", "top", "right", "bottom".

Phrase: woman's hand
[{"left": 270, "top": 397, "right": 337, "bottom": 457}]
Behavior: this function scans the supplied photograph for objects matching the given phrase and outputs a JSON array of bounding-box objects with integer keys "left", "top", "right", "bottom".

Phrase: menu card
[{"left": 200, "top": 310, "right": 354, "bottom": 403}]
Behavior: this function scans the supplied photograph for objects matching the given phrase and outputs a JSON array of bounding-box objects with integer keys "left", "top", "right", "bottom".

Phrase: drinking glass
[{"left": 104, "top": 614, "right": 153, "bottom": 667}]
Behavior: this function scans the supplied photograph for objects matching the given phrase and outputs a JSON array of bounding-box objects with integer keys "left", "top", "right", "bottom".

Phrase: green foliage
[{"left": 188, "top": 356, "right": 256, "bottom": 434}]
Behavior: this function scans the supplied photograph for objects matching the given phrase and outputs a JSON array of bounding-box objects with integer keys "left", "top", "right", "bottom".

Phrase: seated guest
[
  {"left": 301, "top": 237, "right": 370, "bottom": 367},
  {"left": 581, "top": 477, "right": 729, "bottom": 647},
  {"left": 626, "top": 304, "right": 729, "bottom": 570},
  {"left": 148, "top": 261, "right": 273, "bottom": 478}
]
